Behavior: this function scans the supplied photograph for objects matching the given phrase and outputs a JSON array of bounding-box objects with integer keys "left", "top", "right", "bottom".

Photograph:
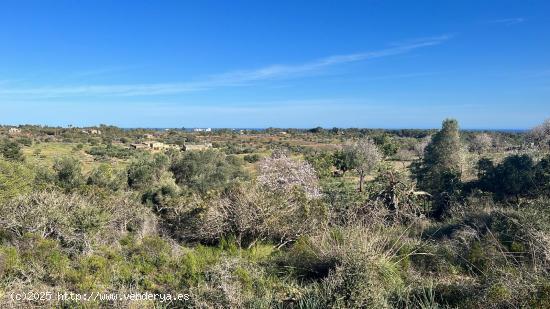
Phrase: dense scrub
[{"left": 0, "top": 120, "right": 549, "bottom": 308}]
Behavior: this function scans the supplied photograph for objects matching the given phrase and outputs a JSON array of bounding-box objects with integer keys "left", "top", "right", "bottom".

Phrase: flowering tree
[
  {"left": 469, "top": 133, "right": 493, "bottom": 154},
  {"left": 257, "top": 153, "right": 322, "bottom": 199},
  {"left": 529, "top": 118, "right": 550, "bottom": 150}
]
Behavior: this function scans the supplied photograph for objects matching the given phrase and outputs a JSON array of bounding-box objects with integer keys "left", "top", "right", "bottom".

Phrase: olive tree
[{"left": 342, "top": 138, "right": 382, "bottom": 192}]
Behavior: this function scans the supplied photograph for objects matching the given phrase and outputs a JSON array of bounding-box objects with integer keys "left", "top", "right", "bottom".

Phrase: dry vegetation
[{"left": 0, "top": 120, "right": 549, "bottom": 308}]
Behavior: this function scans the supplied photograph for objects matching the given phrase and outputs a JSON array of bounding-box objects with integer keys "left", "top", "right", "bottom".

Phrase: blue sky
[{"left": 0, "top": 0, "right": 549, "bottom": 129}]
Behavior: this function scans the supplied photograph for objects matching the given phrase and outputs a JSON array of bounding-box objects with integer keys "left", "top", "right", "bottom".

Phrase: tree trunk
[{"left": 359, "top": 171, "right": 364, "bottom": 192}]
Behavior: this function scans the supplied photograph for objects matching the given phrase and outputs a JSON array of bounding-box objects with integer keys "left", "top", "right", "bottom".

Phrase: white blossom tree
[
  {"left": 257, "top": 153, "right": 322, "bottom": 199},
  {"left": 469, "top": 133, "right": 493, "bottom": 154}
]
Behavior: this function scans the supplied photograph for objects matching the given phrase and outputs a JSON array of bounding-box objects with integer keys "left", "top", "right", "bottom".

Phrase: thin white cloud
[
  {"left": 360, "top": 72, "right": 440, "bottom": 81},
  {"left": 487, "top": 17, "right": 525, "bottom": 26},
  {"left": 0, "top": 35, "right": 451, "bottom": 98}
]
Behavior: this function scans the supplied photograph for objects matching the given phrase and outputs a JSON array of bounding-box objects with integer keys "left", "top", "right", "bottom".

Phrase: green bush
[
  {"left": 86, "top": 144, "right": 135, "bottom": 160},
  {"left": 53, "top": 156, "right": 84, "bottom": 191},
  {"left": 127, "top": 153, "right": 169, "bottom": 190},
  {"left": 0, "top": 139, "right": 24, "bottom": 161},
  {"left": 0, "top": 159, "right": 34, "bottom": 203},
  {"left": 243, "top": 153, "right": 261, "bottom": 163},
  {"left": 170, "top": 149, "right": 248, "bottom": 194}
]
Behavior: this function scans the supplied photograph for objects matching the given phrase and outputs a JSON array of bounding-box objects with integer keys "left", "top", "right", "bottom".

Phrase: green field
[{"left": 22, "top": 142, "right": 128, "bottom": 173}]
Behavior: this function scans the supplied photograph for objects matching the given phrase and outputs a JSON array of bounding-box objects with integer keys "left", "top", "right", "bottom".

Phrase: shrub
[
  {"left": 528, "top": 118, "right": 550, "bottom": 150},
  {"left": 16, "top": 137, "right": 33, "bottom": 147},
  {"left": 0, "top": 191, "right": 152, "bottom": 253},
  {"left": 287, "top": 225, "right": 408, "bottom": 308},
  {"left": 0, "top": 159, "right": 34, "bottom": 204},
  {"left": 469, "top": 133, "right": 493, "bottom": 154},
  {"left": 305, "top": 151, "right": 334, "bottom": 178},
  {"left": 0, "top": 139, "right": 24, "bottom": 162},
  {"left": 127, "top": 153, "right": 169, "bottom": 190},
  {"left": 243, "top": 153, "right": 261, "bottom": 163},
  {"left": 86, "top": 144, "right": 135, "bottom": 160},
  {"left": 87, "top": 163, "right": 126, "bottom": 190},
  {"left": 53, "top": 157, "right": 84, "bottom": 191},
  {"left": 158, "top": 183, "right": 327, "bottom": 247},
  {"left": 170, "top": 149, "right": 247, "bottom": 194},
  {"left": 476, "top": 155, "right": 536, "bottom": 200},
  {"left": 373, "top": 134, "right": 399, "bottom": 158},
  {"left": 141, "top": 175, "right": 180, "bottom": 212}
]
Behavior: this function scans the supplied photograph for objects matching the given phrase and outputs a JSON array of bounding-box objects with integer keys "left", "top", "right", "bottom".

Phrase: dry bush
[
  {"left": 285, "top": 225, "right": 415, "bottom": 308},
  {"left": 189, "top": 256, "right": 270, "bottom": 308},
  {"left": 0, "top": 191, "right": 154, "bottom": 253},
  {"left": 161, "top": 183, "right": 328, "bottom": 247},
  {"left": 335, "top": 170, "right": 430, "bottom": 227},
  {"left": 395, "top": 148, "right": 416, "bottom": 162},
  {"left": 528, "top": 118, "right": 550, "bottom": 150},
  {"left": 412, "top": 200, "right": 550, "bottom": 308}
]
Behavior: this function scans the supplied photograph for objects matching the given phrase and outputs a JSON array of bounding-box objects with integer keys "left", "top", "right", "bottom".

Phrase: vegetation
[
  {"left": 340, "top": 138, "right": 383, "bottom": 192},
  {"left": 1, "top": 139, "right": 25, "bottom": 162},
  {"left": 414, "top": 119, "right": 463, "bottom": 218},
  {"left": 0, "top": 120, "right": 549, "bottom": 307}
]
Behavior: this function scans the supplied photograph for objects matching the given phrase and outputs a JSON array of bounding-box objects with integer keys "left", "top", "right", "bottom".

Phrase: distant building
[
  {"left": 82, "top": 129, "right": 102, "bottom": 135},
  {"left": 130, "top": 141, "right": 181, "bottom": 151},
  {"left": 143, "top": 134, "right": 155, "bottom": 139},
  {"left": 149, "top": 142, "right": 169, "bottom": 150},
  {"left": 193, "top": 128, "right": 212, "bottom": 132},
  {"left": 130, "top": 143, "right": 149, "bottom": 150},
  {"left": 183, "top": 143, "right": 213, "bottom": 151},
  {"left": 8, "top": 127, "right": 21, "bottom": 135}
]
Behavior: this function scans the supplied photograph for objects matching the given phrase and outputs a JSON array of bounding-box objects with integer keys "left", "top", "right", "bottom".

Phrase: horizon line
[{"left": 0, "top": 124, "right": 529, "bottom": 132}]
